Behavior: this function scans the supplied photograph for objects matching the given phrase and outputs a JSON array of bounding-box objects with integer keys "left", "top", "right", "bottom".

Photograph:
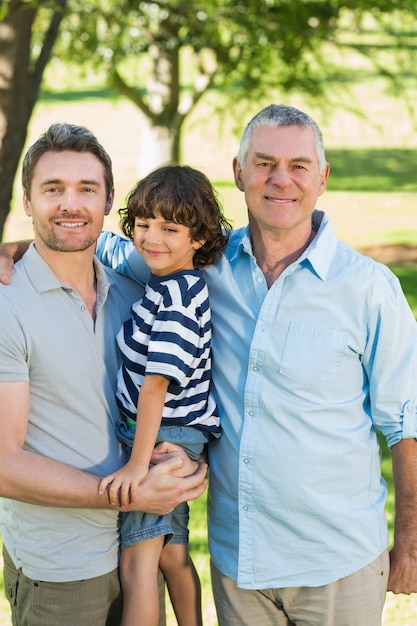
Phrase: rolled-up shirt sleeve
[{"left": 362, "top": 266, "right": 417, "bottom": 448}]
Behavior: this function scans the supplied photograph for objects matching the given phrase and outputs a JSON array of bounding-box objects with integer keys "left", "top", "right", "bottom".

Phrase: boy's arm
[
  {"left": 131, "top": 374, "right": 170, "bottom": 468},
  {"left": 102, "top": 374, "right": 170, "bottom": 507},
  {"left": 0, "top": 240, "right": 32, "bottom": 284}
]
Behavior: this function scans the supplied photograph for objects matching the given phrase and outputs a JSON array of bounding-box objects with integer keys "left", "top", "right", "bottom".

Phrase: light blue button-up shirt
[{"left": 96, "top": 210, "right": 417, "bottom": 589}]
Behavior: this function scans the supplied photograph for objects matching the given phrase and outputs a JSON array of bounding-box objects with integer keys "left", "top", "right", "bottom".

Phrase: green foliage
[{"left": 51, "top": 1, "right": 417, "bottom": 115}]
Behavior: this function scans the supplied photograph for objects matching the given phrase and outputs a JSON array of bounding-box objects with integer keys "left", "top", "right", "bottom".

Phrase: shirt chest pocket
[{"left": 279, "top": 322, "right": 350, "bottom": 387}]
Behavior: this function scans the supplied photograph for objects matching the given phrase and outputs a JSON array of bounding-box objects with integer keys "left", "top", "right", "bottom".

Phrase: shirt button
[
  {"left": 243, "top": 458, "right": 249, "bottom": 464},
  {"left": 257, "top": 277, "right": 263, "bottom": 284},
  {"left": 248, "top": 411, "right": 254, "bottom": 417},
  {"left": 253, "top": 366, "right": 258, "bottom": 372},
  {"left": 243, "top": 505, "right": 248, "bottom": 511},
  {"left": 80, "top": 305, "right": 86, "bottom": 312}
]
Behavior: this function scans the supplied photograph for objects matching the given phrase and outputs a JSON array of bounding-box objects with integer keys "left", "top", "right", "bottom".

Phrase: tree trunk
[
  {"left": 112, "top": 45, "right": 186, "bottom": 178},
  {"left": 137, "top": 123, "right": 174, "bottom": 177},
  {"left": 0, "top": 0, "right": 66, "bottom": 242}
]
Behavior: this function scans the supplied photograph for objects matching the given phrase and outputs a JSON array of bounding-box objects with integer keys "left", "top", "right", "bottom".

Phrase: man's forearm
[
  {"left": 0, "top": 446, "right": 207, "bottom": 515},
  {"left": 388, "top": 438, "right": 417, "bottom": 593},
  {"left": 0, "top": 446, "right": 112, "bottom": 509},
  {"left": 392, "top": 438, "right": 417, "bottom": 541}
]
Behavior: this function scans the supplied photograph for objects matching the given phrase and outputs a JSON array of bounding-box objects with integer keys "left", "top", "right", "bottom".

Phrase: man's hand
[
  {"left": 0, "top": 247, "right": 14, "bottom": 284},
  {"left": 99, "top": 461, "right": 148, "bottom": 507},
  {"left": 388, "top": 543, "right": 417, "bottom": 594},
  {"left": 0, "top": 240, "right": 31, "bottom": 284},
  {"left": 152, "top": 441, "right": 199, "bottom": 477},
  {"left": 122, "top": 450, "right": 208, "bottom": 515}
]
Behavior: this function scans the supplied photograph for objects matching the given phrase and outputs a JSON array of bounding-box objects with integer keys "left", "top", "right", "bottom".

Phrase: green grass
[
  {"left": 391, "top": 266, "right": 417, "bottom": 317},
  {"left": 325, "top": 148, "right": 417, "bottom": 192}
]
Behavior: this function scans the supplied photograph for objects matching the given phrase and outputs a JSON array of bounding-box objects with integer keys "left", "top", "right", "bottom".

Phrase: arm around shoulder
[{"left": 0, "top": 240, "right": 32, "bottom": 284}]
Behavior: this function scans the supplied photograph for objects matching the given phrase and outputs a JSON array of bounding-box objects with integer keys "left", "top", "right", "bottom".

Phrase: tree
[
  {"left": 60, "top": 0, "right": 345, "bottom": 171},
  {"left": 0, "top": 0, "right": 67, "bottom": 241},
  {"left": 1, "top": 0, "right": 416, "bottom": 241},
  {"left": 59, "top": 0, "right": 417, "bottom": 171}
]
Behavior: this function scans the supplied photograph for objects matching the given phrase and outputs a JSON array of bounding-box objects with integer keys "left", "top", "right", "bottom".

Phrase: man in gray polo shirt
[{"left": 0, "top": 123, "right": 207, "bottom": 626}]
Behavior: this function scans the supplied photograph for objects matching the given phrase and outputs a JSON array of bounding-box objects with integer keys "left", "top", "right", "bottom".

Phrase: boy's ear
[{"left": 192, "top": 239, "right": 207, "bottom": 250}]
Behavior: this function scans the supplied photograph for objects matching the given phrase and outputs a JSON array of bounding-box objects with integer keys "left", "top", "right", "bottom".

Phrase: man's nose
[
  {"left": 270, "top": 165, "right": 292, "bottom": 186},
  {"left": 59, "top": 189, "right": 82, "bottom": 210}
]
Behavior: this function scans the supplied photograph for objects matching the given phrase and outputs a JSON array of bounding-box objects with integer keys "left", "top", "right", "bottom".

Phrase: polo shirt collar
[{"left": 22, "top": 243, "right": 111, "bottom": 296}]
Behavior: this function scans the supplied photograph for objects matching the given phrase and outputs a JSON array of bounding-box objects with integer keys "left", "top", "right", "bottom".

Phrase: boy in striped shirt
[{"left": 99, "top": 165, "right": 231, "bottom": 626}]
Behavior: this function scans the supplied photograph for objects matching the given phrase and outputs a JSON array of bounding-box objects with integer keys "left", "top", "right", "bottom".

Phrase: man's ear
[
  {"left": 23, "top": 191, "right": 32, "bottom": 217},
  {"left": 318, "top": 163, "right": 330, "bottom": 197},
  {"left": 233, "top": 157, "right": 245, "bottom": 192},
  {"left": 104, "top": 189, "right": 115, "bottom": 215}
]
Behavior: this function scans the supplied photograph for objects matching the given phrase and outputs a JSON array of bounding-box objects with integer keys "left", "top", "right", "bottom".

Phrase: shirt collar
[
  {"left": 22, "top": 242, "right": 112, "bottom": 298},
  {"left": 228, "top": 210, "right": 338, "bottom": 281},
  {"left": 303, "top": 211, "right": 338, "bottom": 281}
]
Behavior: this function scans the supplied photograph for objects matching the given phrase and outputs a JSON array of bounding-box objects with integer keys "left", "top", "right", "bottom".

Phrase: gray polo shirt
[{"left": 0, "top": 244, "right": 142, "bottom": 581}]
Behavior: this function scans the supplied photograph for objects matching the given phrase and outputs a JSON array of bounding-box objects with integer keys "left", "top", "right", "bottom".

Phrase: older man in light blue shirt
[{"left": 96, "top": 105, "right": 417, "bottom": 625}]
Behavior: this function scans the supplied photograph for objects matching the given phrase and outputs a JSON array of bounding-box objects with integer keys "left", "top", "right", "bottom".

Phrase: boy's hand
[{"left": 99, "top": 462, "right": 148, "bottom": 507}]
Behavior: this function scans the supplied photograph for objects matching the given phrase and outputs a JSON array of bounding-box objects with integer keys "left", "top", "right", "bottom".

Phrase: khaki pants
[
  {"left": 211, "top": 549, "right": 389, "bottom": 626},
  {"left": 3, "top": 545, "right": 122, "bottom": 626},
  {"left": 3, "top": 545, "right": 167, "bottom": 626}
]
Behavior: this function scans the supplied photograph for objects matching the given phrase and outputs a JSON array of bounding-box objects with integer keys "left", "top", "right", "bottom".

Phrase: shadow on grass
[
  {"left": 40, "top": 88, "right": 116, "bottom": 102},
  {"left": 326, "top": 148, "right": 417, "bottom": 192}
]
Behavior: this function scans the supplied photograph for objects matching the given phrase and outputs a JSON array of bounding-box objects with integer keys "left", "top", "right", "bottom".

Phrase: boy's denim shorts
[{"left": 117, "top": 421, "right": 208, "bottom": 548}]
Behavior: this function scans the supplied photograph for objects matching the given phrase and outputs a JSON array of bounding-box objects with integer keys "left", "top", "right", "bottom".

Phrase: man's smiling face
[
  {"left": 23, "top": 150, "right": 113, "bottom": 253},
  {"left": 233, "top": 124, "right": 329, "bottom": 237}
]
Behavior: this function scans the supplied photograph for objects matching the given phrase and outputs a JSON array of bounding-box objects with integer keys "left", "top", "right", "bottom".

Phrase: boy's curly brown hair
[{"left": 118, "top": 165, "right": 232, "bottom": 269}]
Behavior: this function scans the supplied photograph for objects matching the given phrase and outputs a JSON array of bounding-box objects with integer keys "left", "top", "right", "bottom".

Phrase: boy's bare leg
[
  {"left": 120, "top": 536, "right": 165, "bottom": 626},
  {"left": 159, "top": 543, "right": 203, "bottom": 626}
]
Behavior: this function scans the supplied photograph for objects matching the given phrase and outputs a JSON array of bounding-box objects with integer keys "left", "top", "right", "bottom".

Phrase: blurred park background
[{"left": 1, "top": 1, "right": 417, "bottom": 624}]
